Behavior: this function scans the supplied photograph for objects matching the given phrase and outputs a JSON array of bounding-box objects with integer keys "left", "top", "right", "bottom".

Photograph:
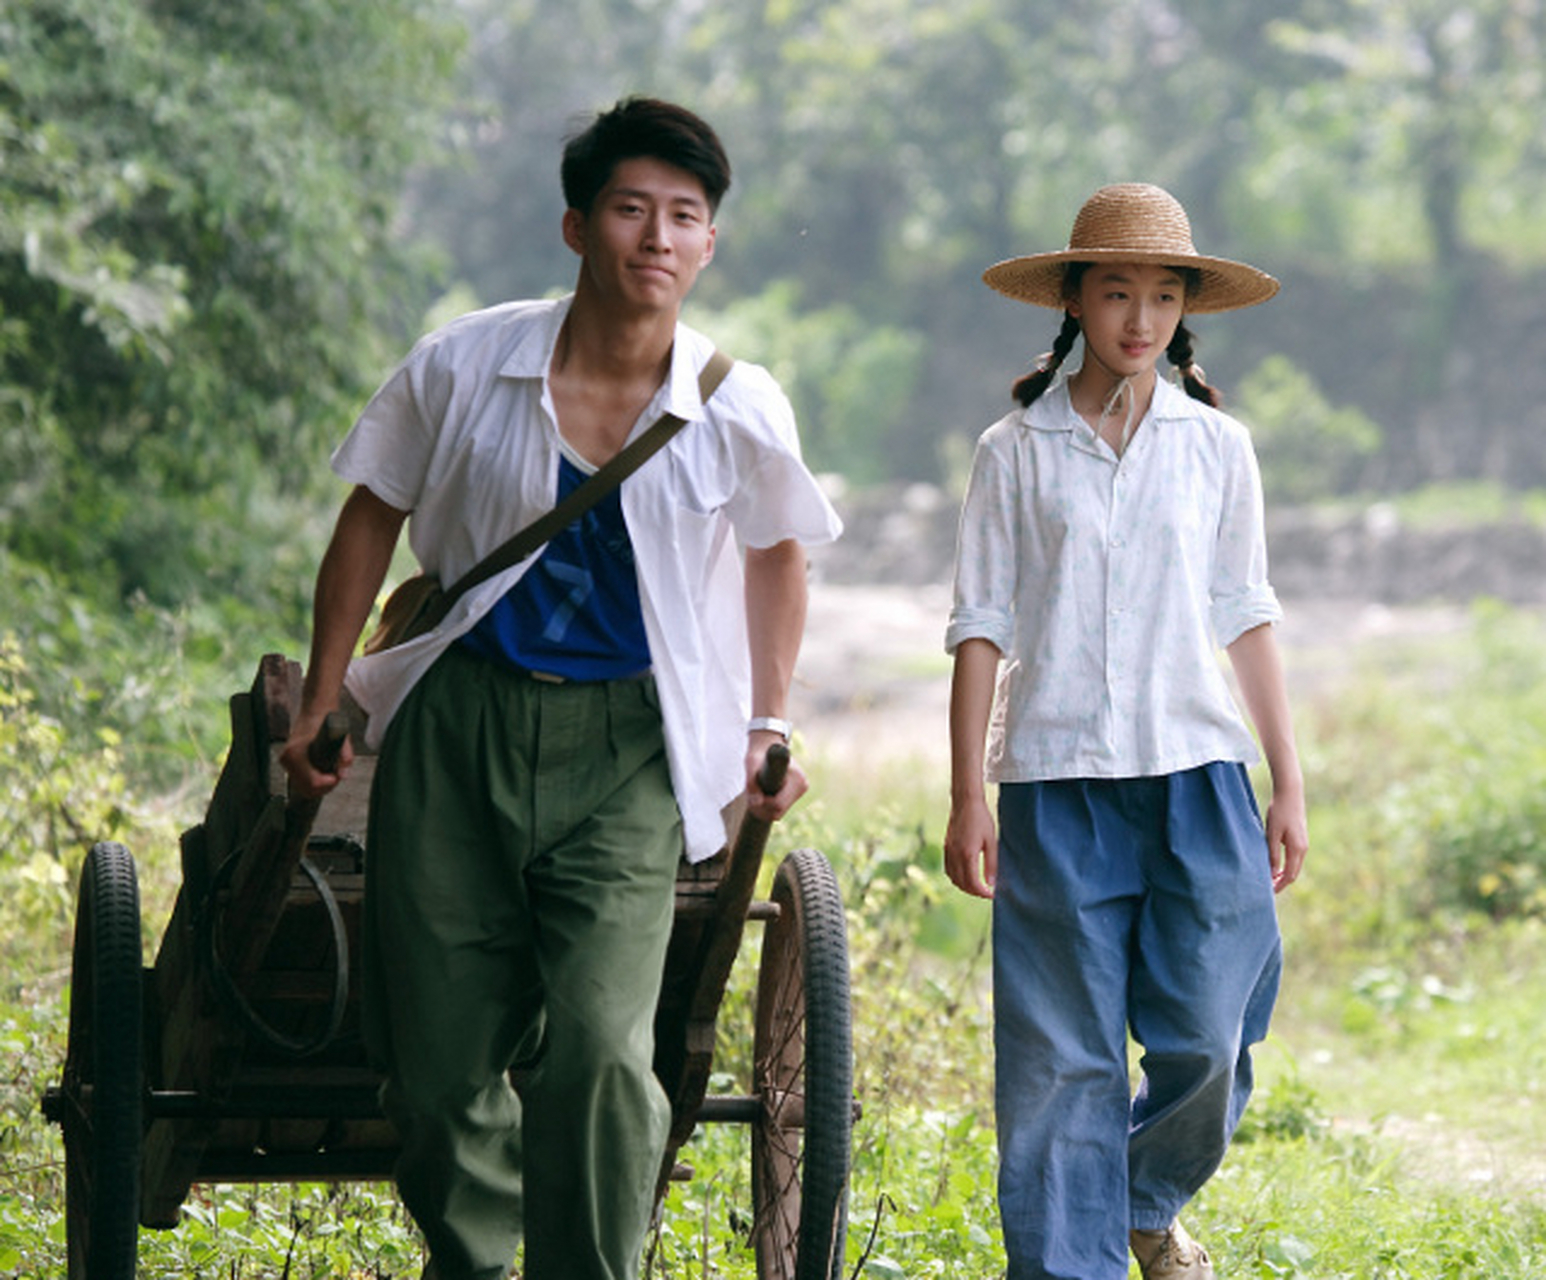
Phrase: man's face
[{"left": 564, "top": 156, "right": 717, "bottom": 316}]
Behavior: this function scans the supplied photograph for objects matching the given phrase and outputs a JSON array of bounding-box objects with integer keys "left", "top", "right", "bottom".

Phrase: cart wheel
[
  {"left": 61, "top": 842, "right": 144, "bottom": 1280},
  {"left": 751, "top": 848, "right": 852, "bottom": 1280}
]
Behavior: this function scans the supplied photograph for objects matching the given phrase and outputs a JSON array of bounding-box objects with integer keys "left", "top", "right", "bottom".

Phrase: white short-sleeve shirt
[
  {"left": 335, "top": 296, "right": 842, "bottom": 860},
  {"left": 946, "top": 375, "right": 1281, "bottom": 783}
]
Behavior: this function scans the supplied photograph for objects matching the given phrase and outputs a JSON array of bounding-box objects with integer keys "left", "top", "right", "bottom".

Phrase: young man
[{"left": 280, "top": 97, "right": 841, "bottom": 1280}]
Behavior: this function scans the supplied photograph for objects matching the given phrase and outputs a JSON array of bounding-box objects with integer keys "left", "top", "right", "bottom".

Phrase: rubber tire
[
  {"left": 751, "top": 848, "right": 853, "bottom": 1280},
  {"left": 62, "top": 842, "right": 144, "bottom": 1280}
]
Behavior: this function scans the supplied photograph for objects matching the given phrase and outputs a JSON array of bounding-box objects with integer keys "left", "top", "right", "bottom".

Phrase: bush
[
  {"left": 1401, "top": 604, "right": 1546, "bottom": 922},
  {"left": 0, "top": 635, "right": 179, "bottom": 976},
  {"left": 1237, "top": 354, "right": 1382, "bottom": 503}
]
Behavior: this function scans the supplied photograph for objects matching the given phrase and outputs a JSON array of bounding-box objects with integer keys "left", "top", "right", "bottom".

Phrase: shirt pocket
[{"left": 661, "top": 430, "right": 738, "bottom": 518}]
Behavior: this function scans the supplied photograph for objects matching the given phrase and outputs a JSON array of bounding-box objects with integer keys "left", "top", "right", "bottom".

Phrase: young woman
[{"left": 943, "top": 183, "right": 1309, "bottom": 1280}]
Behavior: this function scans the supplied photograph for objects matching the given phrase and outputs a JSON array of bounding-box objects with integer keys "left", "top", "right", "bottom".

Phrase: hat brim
[{"left": 982, "top": 248, "right": 1279, "bottom": 314}]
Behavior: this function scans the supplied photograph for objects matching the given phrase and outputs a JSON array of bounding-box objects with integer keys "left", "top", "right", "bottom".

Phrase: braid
[
  {"left": 1166, "top": 322, "right": 1221, "bottom": 407},
  {"left": 1012, "top": 312, "right": 1082, "bottom": 407}
]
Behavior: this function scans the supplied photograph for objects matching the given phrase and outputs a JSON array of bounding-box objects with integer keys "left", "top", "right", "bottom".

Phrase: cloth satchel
[{"left": 361, "top": 349, "right": 735, "bottom": 655}]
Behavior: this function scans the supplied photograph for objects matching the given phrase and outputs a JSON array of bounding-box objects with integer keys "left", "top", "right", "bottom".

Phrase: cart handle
[
  {"left": 755, "top": 740, "right": 790, "bottom": 798},
  {"left": 306, "top": 710, "right": 351, "bottom": 774}
]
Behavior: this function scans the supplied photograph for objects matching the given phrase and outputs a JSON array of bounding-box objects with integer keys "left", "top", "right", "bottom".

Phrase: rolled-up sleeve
[
  {"left": 946, "top": 425, "right": 1019, "bottom": 655},
  {"left": 1209, "top": 424, "right": 1282, "bottom": 646}
]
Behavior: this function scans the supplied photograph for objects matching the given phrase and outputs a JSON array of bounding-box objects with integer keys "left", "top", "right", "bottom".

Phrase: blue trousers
[{"left": 993, "top": 763, "right": 1282, "bottom": 1280}]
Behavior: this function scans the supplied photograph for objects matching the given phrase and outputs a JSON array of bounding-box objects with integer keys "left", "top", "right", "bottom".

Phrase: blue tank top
[{"left": 458, "top": 454, "right": 652, "bottom": 680}]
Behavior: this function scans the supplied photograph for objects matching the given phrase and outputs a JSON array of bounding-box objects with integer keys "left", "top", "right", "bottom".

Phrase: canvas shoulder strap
[{"left": 439, "top": 348, "right": 735, "bottom": 607}]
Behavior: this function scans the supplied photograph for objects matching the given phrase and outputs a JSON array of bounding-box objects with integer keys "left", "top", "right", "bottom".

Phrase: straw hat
[{"left": 982, "top": 183, "right": 1279, "bottom": 313}]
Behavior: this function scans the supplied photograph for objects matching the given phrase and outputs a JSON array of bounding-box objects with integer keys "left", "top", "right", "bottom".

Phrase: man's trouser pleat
[{"left": 363, "top": 648, "right": 684, "bottom": 1280}]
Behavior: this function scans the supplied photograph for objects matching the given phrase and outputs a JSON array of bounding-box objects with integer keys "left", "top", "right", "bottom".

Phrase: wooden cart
[{"left": 43, "top": 654, "right": 853, "bottom": 1279}]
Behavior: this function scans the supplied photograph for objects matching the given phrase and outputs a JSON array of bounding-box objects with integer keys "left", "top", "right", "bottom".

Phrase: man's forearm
[
  {"left": 743, "top": 539, "right": 807, "bottom": 720},
  {"left": 300, "top": 485, "right": 408, "bottom": 716}
]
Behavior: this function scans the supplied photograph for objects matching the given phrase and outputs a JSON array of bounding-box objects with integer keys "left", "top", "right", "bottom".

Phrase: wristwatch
[{"left": 747, "top": 715, "right": 793, "bottom": 742}]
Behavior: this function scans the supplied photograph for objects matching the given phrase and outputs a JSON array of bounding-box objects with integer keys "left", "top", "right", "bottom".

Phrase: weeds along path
[{"left": 795, "top": 581, "right": 1546, "bottom": 1205}]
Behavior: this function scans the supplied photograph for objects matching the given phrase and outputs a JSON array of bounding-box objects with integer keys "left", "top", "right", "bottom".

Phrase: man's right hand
[{"left": 279, "top": 710, "right": 354, "bottom": 800}]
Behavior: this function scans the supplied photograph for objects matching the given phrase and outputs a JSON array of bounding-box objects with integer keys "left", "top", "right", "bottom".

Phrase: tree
[
  {"left": 1244, "top": 0, "right": 1546, "bottom": 483},
  {"left": 0, "top": 0, "right": 461, "bottom": 605},
  {"left": 1236, "top": 355, "right": 1382, "bottom": 503}
]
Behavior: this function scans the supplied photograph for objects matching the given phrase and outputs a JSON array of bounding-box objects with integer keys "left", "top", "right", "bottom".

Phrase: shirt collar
[
  {"left": 1147, "top": 374, "right": 1194, "bottom": 421},
  {"left": 1022, "top": 370, "right": 1193, "bottom": 435},
  {"left": 1020, "top": 377, "right": 1084, "bottom": 439},
  {"left": 498, "top": 294, "right": 710, "bottom": 422},
  {"left": 497, "top": 295, "right": 571, "bottom": 380}
]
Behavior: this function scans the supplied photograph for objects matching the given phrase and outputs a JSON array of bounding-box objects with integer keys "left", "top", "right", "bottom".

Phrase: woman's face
[{"left": 1067, "top": 262, "right": 1186, "bottom": 380}]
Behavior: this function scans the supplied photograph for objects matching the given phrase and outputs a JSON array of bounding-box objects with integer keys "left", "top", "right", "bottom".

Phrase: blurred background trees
[
  {"left": 405, "top": 0, "right": 1546, "bottom": 492},
  {"left": 4, "top": 0, "right": 1546, "bottom": 763},
  {"left": 2, "top": 0, "right": 459, "bottom": 607}
]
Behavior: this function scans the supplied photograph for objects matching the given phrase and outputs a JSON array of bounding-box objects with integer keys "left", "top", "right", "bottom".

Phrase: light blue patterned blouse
[{"left": 945, "top": 375, "right": 1282, "bottom": 783}]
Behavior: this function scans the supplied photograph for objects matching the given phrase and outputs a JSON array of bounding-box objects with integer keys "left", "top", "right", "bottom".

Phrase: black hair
[
  {"left": 1011, "top": 310, "right": 1082, "bottom": 408},
  {"left": 1165, "top": 320, "right": 1221, "bottom": 407},
  {"left": 1010, "top": 262, "right": 1222, "bottom": 408},
  {"left": 560, "top": 96, "right": 731, "bottom": 217}
]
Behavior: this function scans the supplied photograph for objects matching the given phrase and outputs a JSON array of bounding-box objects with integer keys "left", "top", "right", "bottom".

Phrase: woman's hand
[
  {"left": 1265, "top": 780, "right": 1308, "bottom": 893},
  {"left": 944, "top": 794, "right": 998, "bottom": 899}
]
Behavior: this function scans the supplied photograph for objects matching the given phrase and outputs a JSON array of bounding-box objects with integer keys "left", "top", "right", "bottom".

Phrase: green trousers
[{"left": 362, "top": 647, "right": 684, "bottom": 1280}]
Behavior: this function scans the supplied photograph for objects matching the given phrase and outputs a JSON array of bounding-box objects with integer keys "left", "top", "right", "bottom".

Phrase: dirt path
[
  {"left": 791, "top": 582, "right": 1475, "bottom": 770},
  {"left": 793, "top": 580, "right": 955, "bottom": 769}
]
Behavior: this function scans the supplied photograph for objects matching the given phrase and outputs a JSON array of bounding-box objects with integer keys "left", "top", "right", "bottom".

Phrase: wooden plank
[
  {"left": 144, "top": 825, "right": 241, "bottom": 1225},
  {"left": 143, "top": 655, "right": 328, "bottom": 1224},
  {"left": 652, "top": 747, "right": 788, "bottom": 1201},
  {"left": 197, "top": 691, "right": 264, "bottom": 891}
]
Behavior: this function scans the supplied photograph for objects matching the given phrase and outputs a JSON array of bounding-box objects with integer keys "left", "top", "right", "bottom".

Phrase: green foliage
[
  {"left": 1390, "top": 604, "right": 1546, "bottom": 921},
  {"left": 690, "top": 282, "right": 926, "bottom": 483},
  {"left": 1385, "top": 482, "right": 1546, "bottom": 530},
  {"left": 1237, "top": 355, "right": 1382, "bottom": 504},
  {"left": 0, "top": 0, "right": 460, "bottom": 605},
  {"left": 1233, "top": 1062, "right": 1331, "bottom": 1146},
  {"left": 1260, "top": 1, "right": 1546, "bottom": 267},
  {"left": 1283, "top": 601, "right": 1546, "bottom": 945},
  {"left": 7, "top": 1, "right": 1546, "bottom": 1270},
  {"left": 0, "top": 635, "right": 180, "bottom": 975},
  {"left": 9, "top": 602, "right": 1546, "bottom": 1273},
  {"left": 409, "top": 0, "right": 1546, "bottom": 488},
  {"left": 1205, "top": 1132, "right": 1546, "bottom": 1278},
  {"left": 0, "top": 542, "right": 317, "bottom": 796}
]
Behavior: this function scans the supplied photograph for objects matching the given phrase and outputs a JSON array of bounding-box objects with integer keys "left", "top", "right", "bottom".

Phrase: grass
[
  {"left": 1301, "top": 483, "right": 1546, "bottom": 531},
  {"left": 6, "top": 602, "right": 1546, "bottom": 1275}
]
